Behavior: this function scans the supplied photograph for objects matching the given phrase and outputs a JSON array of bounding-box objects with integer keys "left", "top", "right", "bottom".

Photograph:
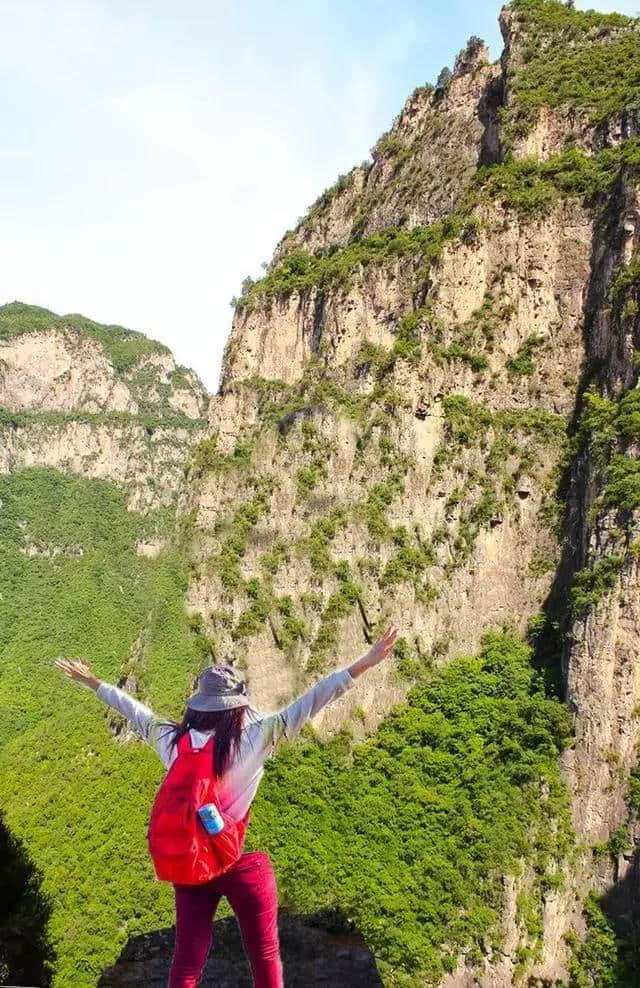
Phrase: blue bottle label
[{"left": 198, "top": 803, "right": 225, "bottom": 835}]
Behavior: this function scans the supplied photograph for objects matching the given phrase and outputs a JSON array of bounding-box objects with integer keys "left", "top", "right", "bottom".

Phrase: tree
[
  {"left": 240, "top": 275, "right": 255, "bottom": 296},
  {"left": 436, "top": 66, "right": 452, "bottom": 90}
]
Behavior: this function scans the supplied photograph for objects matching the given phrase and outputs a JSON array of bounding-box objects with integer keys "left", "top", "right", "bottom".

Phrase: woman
[{"left": 56, "top": 624, "right": 398, "bottom": 988}]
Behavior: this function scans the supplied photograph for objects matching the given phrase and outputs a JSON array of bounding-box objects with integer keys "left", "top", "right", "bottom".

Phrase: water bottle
[{"left": 198, "top": 803, "right": 225, "bottom": 835}]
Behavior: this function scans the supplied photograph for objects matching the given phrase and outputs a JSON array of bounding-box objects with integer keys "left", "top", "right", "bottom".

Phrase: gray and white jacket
[{"left": 96, "top": 667, "right": 355, "bottom": 821}]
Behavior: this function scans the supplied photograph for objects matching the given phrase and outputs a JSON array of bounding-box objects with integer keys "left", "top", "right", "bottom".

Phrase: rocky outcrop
[
  {"left": 0, "top": 329, "right": 137, "bottom": 414},
  {"left": 189, "top": 194, "right": 591, "bottom": 722},
  {"left": 0, "top": 417, "right": 202, "bottom": 511},
  {"left": 558, "top": 181, "right": 640, "bottom": 910},
  {"left": 273, "top": 38, "right": 501, "bottom": 258},
  {"left": 98, "top": 913, "right": 382, "bottom": 987},
  {"left": 499, "top": 2, "right": 640, "bottom": 160},
  {"left": 0, "top": 304, "right": 208, "bottom": 508}
]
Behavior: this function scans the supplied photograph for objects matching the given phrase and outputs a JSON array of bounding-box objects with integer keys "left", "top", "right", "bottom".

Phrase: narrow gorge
[{"left": 2, "top": 1, "right": 640, "bottom": 985}]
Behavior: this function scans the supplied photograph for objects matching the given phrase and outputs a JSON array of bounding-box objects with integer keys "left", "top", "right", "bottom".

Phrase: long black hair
[{"left": 166, "top": 707, "right": 246, "bottom": 776}]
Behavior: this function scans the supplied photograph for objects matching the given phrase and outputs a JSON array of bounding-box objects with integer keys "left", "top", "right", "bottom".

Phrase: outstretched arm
[
  {"left": 258, "top": 625, "right": 399, "bottom": 751},
  {"left": 55, "top": 658, "right": 101, "bottom": 691},
  {"left": 55, "top": 658, "right": 159, "bottom": 746}
]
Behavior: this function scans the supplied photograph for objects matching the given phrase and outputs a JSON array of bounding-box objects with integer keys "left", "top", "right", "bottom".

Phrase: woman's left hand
[
  {"left": 348, "top": 625, "right": 399, "bottom": 679},
  {"left": 54, "top": 658, "right": 101, "bottom": 690}
]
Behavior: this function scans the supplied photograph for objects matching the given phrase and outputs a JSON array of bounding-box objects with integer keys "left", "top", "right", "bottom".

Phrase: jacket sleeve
[
  {"left": 256, "top": 667, "right": 355, "bottom": 755},
  {"left": 95, "top": 682, "right": 174, "bottom": 766}
]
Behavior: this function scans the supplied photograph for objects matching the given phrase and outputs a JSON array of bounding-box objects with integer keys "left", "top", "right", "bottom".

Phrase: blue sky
[{"left": 0, "top": 1, "right": 637, "bottom": 390}]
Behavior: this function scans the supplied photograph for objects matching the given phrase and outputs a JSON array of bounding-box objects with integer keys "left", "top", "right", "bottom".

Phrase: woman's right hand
[
  {"left": 54, "top": 658, "right": 101, "bottom": 691},
  {"left": 348, "top": 625, "right": 399, "bottom": 679}
]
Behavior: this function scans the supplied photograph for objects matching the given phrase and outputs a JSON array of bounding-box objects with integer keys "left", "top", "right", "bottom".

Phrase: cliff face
[
  {"left": 194, "top": 198, "right": 589, "bottom": 730},
  {"left": 272, "top": 38, "right": 501, "bottom": 259},
  {"left": 0, "top": 303, "right": 208, "bottom": 510},
  {"left": 182, "top": 0, "right": 640, "bottom": 984}
]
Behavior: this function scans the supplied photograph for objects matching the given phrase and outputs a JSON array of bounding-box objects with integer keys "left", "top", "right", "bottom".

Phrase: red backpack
[{"left": 147, "top": 732, "right": 248, "bottom": 884}]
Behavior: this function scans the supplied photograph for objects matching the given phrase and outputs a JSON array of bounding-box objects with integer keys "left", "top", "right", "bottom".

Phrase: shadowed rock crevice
[
  {"left": 600, "top": 846, "right": 640, "bottom": 977},
  {"left": 531, "top": 171, "right": 636, "bottom": 696},
  {"left": 477, "top": 72, "right": 505, "bottom": 166},
  {"left": 98, "top": 910, "right": 382, "bottom": 987},
  {"left": 0, "top": 810, "right": 55, "bottom": 988}
]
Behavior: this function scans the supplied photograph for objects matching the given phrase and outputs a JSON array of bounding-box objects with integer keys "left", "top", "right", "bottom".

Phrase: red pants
[{"left": 169, "top": 851, "right": 283, "bottom": 988}]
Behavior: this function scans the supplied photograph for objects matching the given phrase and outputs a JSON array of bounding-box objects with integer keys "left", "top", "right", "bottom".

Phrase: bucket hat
[{"left": 186, "top": 664, "right": 250, "bottom": 712}]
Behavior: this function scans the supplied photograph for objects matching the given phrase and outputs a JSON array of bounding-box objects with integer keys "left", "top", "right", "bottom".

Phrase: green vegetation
[
  {"left": 295, "top": 463, "right": 325, "bottom": 498},
  {"left": 0, "top": 810, "right": 55, "bottom": 987},
  {"left": 191, "top": 434, "right": 255, "bottom": 476},
  {"left": 250, "top": 632, "right": 573, "bottom": 986},
  {"left": 608, "top": 249, "right": 640, "bottom": 319},
  {"left": 296, "top": 510, "right": 347, "bottom": 575},
  {"left": 570, "top": 555, "right": 624, "bottom": 618},
  {"left": 477, "top": 141, "right": 640, "bottom": 218},
  {"left": 0, "top": 468, "right": 207, "bottom": 986},
  {"left": 427, "top": 394, "right": 567, "bottom": 576},
  {"left": 506, "top": 0, "right": 640, "bottom": 135},
  {"left": 354, "top": 477, "right": 404, "bottom": 539},
  {"left": 604, "top": 456, "right": 640, "bottom": 513},
  {"left": 380, "top": 527, "right": 437, "bottom": 594},
  {"left": 356, "top": 310, "right": 426, "bottom": 378},
  {"left": 578, "top": 387, "right": 640, "bottom": 512},
  {"left": 274, "top": 596, "right": 308, "bottom": 657},
  {"left": 294, "top": 421, "right": 333, "bottom": 499},
  {"left": 236, "top": 213, "right": 472, "bottom": 310},
  {"left": 564, "top": 894, "right": 625, "bottom": 988},
  {"left": 430, "top": 341, "right": 488, "bottom": 373},
  {"left": 435, "top": 394, "right": 565, "bottom": 470},
  {"left": 507, "top": 334, "right": 545, "bottom": 377},
  {"left": 0, "top": 404, "right": 204, "bottom": 435},
  {"left": 298, "top": 170, "right": 357, "bottom": 228},
  {"left": 307, "top": 565, "right": 362, "bottom": 672},
  {"left": 211, "top": 489, "right": 271, "bottom": 592},
  {"left": 628, "top": 763, "right": 640, "bottom": 813},
  {"left": 233, "top": 577, "right": 273, "bottom": 640},
  {"left": 593, "top": 825, "right": 630, "bottom": 859},
  {"left": 0, "top": 302, "right": 169, "bottom": 375}
]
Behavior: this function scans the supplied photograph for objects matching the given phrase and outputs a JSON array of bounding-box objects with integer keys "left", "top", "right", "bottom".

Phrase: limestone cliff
[
  {"left": 179, "top": 0, "right": 640, "bottom": 983},
  {"left": 0, "top": 303, "right": 208, "bottom": 510}
]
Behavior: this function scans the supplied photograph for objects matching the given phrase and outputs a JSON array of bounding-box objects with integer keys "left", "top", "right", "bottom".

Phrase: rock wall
[
  {"left": 188, "top": 195, "right": 591, "bottom": 726},
  {"left": 181, "top": 2, "right": 640, "bottom": 982},
  {"left": 273, "top": 39, "right": 501, "bottom": 260},
  {"left": 560, "top": 181, "right": 640, "bottom": 899},
  {"left": 0, "top": 304, "right": 208, "bottom": 509}
]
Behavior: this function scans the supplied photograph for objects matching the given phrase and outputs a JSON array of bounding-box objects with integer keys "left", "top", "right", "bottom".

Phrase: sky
[{"left": 0, "top": 0, "right": 638, "bottom": 392}]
